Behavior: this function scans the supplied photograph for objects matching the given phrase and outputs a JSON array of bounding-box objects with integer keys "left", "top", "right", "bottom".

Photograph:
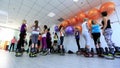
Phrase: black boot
[
  {"left": 115, "top": 47, "right": 120, "bottom": 53},
  {"left": 99, "top": 47, "right": 104, "bottom": 57},
  {"left": 104, "top": 47, "right": 109, "bottom": 55},
  {"left": 109, "top": 48, "right": 115, "bottom": 59},
  {"left": 114, "top": 47, "right": 120, "bottom": 58},
  {"left": 104, "top": 47, "right": 114, "bottom": 59},
  {"left": 96, "top": 48, "right": 100, "bottom": 55},
  {"left": 84, "top": 48, "right": 92, "bottom": 57},
  {"left": 90, "top": 48, "right": 94, "bottom": 57}
]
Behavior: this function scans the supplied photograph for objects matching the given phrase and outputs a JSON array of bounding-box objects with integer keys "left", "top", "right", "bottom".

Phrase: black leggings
[
  {"left": 46, "top": 39, "right": 51, "bottom": 49},
  {"left": 10, "top": 43, "right": 15, "bottom": 51},
  {"left": 76, "top": 38, "right": 80, "bottom": 50},
  {"left": 17, "top": 32, "right": 26, "bottom": 51},
  {"left": 60, "top": 36, "right": 64, "bottom": 45},
  {"left": 92, "top": 33, "right": 101, "bottom": 46}
]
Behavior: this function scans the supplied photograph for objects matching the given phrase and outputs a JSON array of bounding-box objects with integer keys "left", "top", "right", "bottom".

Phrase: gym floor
[{"left": 0, "top": 50, "right": 120, "bottom": 68}]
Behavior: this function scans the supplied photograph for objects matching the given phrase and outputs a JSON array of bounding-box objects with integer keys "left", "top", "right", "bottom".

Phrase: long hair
[
  {"left": 34, "top": 20, "right": 38, "bottom": 29},
  {"left": 59, "top": 25, "right": 63, "bottom": 31},
  {"left": 44, "top": 25, "right": 48, "bottom": 31}
]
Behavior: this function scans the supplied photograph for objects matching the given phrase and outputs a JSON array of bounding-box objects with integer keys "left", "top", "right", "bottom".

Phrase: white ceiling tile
[
  {"left": 23, "top": 0, "right": 36, "bottom": 8},
  {"left": 87, "top": 0, "right": 101, "bottom": 8},
  {"left": 76, "top": 0, "right": 88, "bottom": 8},
  {"left": 36, "top": 0, "right": 49, "bottom": 8},
  {"left": 39, "top": 9, "right": 49, "bottom": 17},
  {"left": 51, "top": 9, "right": 61, "bottom": 16},
  {"left": 19, "top": 5, "right": 31, "bottom": 13},
  {"left": 62, "top": 0, "right": 74, "bottom": 8},
  {"left": 32, "top": 4, "right": 42, "bottom": 12},
  {"left": 57, "top": 4, "right": 66, "bottom": 11},
  {"left": 62, "top": 8, "right": 72, "bottom": 15},
  {"left": 58, "top": 0, "right": 65, "bottom": 3},
  {"left": 69, "top": 4, "right": 80, "bottom": 13},
  {"left": 49, "top": 0, "right": 61, "bottom": 7},
  {"left": 44, "top": 5, "right": 55, "bottom": 11}
]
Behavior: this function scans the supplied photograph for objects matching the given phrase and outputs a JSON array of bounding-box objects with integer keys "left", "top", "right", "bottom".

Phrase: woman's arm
[{"left": 102, "top": 17, "right": 107, "bottom": 31}]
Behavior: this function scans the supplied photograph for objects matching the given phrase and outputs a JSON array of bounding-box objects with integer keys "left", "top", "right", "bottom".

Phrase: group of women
[
  {"left": 15, "top": 11, "right": 120, "bottom": 58},
  {"left": 74, "top": 11, "right": 120, "bottom": 58}
]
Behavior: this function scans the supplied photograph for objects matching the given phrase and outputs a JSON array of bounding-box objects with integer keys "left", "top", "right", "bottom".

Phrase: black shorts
[
  {"left": 37, "top": 40, "right": 41, "bottom": 46},
  {"left": 54, "top": 40, "right": 58, "bottom": 43}
]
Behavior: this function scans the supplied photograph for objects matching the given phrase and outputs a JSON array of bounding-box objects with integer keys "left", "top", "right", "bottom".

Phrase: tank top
[
  {"left": 60, "top": 31, "right": 64, "bottom": 36},
  {"left": 82, "top": 21, "right": 88, "bottom": 33},
  {"left": 102, "top": 19, "right": 111, "bottom": 29},
  {"left": 54, "top": 35, "right": 58, "bottom": 41},
  {"left": 92, "top": 24, "right": 100, "bottom": 33},
  {"left": 32, "top": 27, "right": 40, "bottom": 34}
]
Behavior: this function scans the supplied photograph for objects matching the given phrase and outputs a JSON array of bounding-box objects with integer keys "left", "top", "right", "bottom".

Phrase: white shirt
[
  {"left": 42, "top": 33, "right": 46, "bottom": 37},
  {"left": 32, "top": 27, "right": 40, "bottom": 34},
  {"left": 81, "top": 21, "right": 89, "bottom": 33}
]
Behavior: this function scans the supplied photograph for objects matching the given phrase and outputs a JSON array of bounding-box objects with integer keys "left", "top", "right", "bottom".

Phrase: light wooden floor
[{"left": 0, "top": 50, "right": 120, "bottom": 68}]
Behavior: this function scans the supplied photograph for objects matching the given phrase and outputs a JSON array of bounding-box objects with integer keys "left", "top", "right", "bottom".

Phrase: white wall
[{"left": 51, "top": 1, "right": 120, "bottom": 52}]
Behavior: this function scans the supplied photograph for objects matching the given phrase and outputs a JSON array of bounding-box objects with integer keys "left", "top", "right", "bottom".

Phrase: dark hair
[
  {"left": 34, "top": 20, "right": 38, "bottom": 29},
  {"left": 91, "top": 20, "right": 94, "bottom": 24},
  {"left": 39, "top": 33, "right": 41, "bottom": 35},
  {"left": 44, "top": 25, "right": 47, "bottom": 30},
  {"left": 59, "top": 25, "right": 63, "bottom": 31},
  {"left": 55, "top": 32, "right": 57, "bottom": 35},
  {"left": 48, "top": 28, "right": 50, "bottom": 31},
  {"left": 108, "top": 19, "right": 110, "bottom": 23},
  {"left": 101, "top": 11, "right": 107, "bottom": 17},
  {"left": 54, "top": 32, "right": 58, "bottom": 38}
]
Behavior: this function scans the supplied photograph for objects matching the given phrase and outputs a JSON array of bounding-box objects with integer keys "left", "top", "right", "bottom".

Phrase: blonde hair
[
  {"left": 22, "top": 19, "right": 26, "bottom": 24},
  {"left": 83, "top": 18, "right": 88, "bottom": 22}
]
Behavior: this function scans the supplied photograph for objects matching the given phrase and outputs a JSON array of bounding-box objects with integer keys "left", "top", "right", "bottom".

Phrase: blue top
[{"left": 92, "top": 24, "right": 100, "bottom": 33}]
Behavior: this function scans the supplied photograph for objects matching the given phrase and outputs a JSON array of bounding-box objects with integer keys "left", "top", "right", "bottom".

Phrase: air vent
[{"left": 58, "top": 17, "right": 64, "bottom": 22}]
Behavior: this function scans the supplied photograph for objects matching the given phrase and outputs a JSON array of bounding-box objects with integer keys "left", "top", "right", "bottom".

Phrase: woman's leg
[
  {"left": 76, "top": 38, "right": 80, "bottom": 50},
  {"left": 103, "top": 29, "right": 114, "bottom": 48},
  {"left": 9, "top": 43, "right": 13, "bottom": 52},
  {"left": 12, "top": 43, "right": 15, "bottom": 51},
  {"left": 60, "top": 36, "right": 64, "bottom": 49},
  {"left": 103, "top": 29, "right": 115, "bottom": 57},
  {"left": 92, "top": 33, "right": 98, "bottom": 48}
]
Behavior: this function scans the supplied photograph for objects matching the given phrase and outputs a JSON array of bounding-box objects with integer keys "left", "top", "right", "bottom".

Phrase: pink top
[{"left": 11, "top": 38, "right": 16, "bottom": 43}]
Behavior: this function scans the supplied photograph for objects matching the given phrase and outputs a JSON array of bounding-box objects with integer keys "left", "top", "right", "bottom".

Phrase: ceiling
[{"left": 0, "top": 0, "right": 117, "bottom": 30}]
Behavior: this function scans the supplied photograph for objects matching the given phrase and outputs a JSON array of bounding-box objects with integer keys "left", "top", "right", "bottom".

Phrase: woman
[
  {"left": 59, "top": 26, "right": 65, "bottom": 55},
  {"left": 90, "top": 20, "right": 104, "bottom": 57},
  {"left": 81, "top": 18, "right": 93, "bottom": 57},
  {"left": 74, "top": 27, "right": 80, "bottom": 52},
  {"left": 53, "top": 32, "right": 58, "bottom": 47},
  {"left": 30, "top": 20, "right": 41, "bottom": 56},
  {"left": 9, "top": 36, "right": 17, "bottom": 52},
  {"left": 46, "top": 28, "right": 52, "bottom": 54},
  {"left": 37, "top": 33, "right": 42, "bottom": 52},
  {"left": 16, "top": 20, "right": 27, "bottom": 55},
  {"left": 41, "top": 25, "right": 48, "bottom": 55},
  {"left": 101, "top": 11, "right": 120, "bottom": 58}
]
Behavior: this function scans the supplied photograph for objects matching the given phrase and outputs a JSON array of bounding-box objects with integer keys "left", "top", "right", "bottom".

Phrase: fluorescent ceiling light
[
  {"left": 47, "top": 12, "right": 55, "bottom": 17},
  {"left": 73, "top": 0, "right": 79, "bottom": 2}
]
